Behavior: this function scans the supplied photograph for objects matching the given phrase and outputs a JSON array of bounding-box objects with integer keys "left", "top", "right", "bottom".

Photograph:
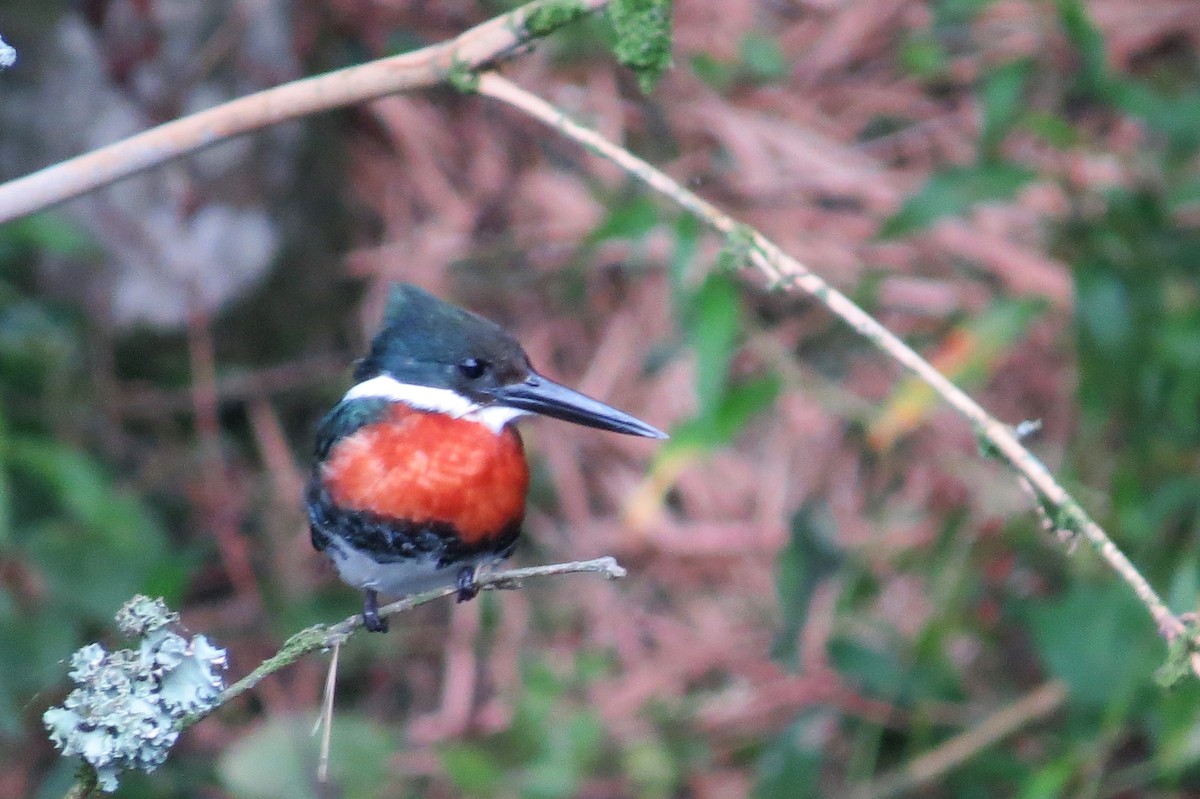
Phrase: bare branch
[
  {"left": 475, "top": 71, "right": 1195, "bottom": 666},
  {"left": 0, "top": 0, "right": 611, "bottom": 223},
  {"left": 851, "top": 681, "right": 1069, "bottom": 799},
  {"left": 214, "top": 556, "right": 626, "bottom": 710},
  {"left": 63, "top": 557, "right": 626, "bottom": 798}
]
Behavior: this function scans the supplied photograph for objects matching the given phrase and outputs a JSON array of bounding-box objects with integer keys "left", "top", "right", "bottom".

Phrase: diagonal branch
[
  {"left": 474, "top": 71, "right": 1195, "bottom": 670},
  {"left": 64, "top": 556, "right": 627, "bottom": 798},
  {"left": 209, "top": 556, "right": 627, "bottom": 712},
  {"left": 851, "top": 680, "right": 1069, "bottom": 799},
  {"left": 0, "top": 0, "right": 611, "bottom": 223}
]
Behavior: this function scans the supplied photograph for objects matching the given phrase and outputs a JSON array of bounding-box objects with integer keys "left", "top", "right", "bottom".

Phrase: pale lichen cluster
[{"left": 43, "top": 596, "right": 227, "bottom": 792}]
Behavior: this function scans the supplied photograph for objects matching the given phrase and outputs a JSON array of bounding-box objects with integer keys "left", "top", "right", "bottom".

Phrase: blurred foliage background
[{"left": 1, "top": 0, "right": 1200, "bottom": 796}]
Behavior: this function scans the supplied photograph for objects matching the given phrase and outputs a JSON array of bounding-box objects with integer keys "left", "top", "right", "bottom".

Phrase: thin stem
[
  {"left": 0, "top": 0, "right": 611, "bottom": 223},
  {"left": 212, "top": 556, "right": 625, "bottom": 710},
  {"left": 65, "top": 556, "right": 627, "bottom": 798},
  {"left": 475, "top": 72, "right": 1192, "bottom": 658},
  {"left": 852, "top": 681, "right": 1069, "bottom": 799},
  {"left": 316, "top": 641, "right": 339, "bottom": 783}
]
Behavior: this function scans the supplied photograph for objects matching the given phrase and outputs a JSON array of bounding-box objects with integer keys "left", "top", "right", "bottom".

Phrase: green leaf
[
  {"left": 899, "top": 35, "right": 947, "bottom": 80},
  {"left": 691, "top": 34, "right": 788, "bottom": 91},
  {"left": 218, "top": 715, "right": 397, "bottom": 799},
  {"left": 1018, "top": 759, "right": 1075, "bottom": 799},
  {"left": 1167, "top": 176, "right": 1200, "bottom": 211},
  {"left": 710, "top": 374, "right": 780, "bottom": 443},
  {"left": 753, "top": 713, "right": 829, "bottom": 799},
  {"left": 441, "top": 744, "right": 505, "bottom": 796},
  {"left": 1074, "top": 266, "right": 1133, "bottom": 353},
  {"left": 931, "top": 0, "right": 998, "bottom": 26},
  {"left": 772, "top": 505, "right": 843, "bottom": 666},
  {"left": 1055, "top": 0, "right": 1110, "bottom": 94},
  {"left": 564, "top": 711, "right": 605, "bottom": 769},
  {"left": 622, "top": 738, "right": 677, "bottom": 799},
  {"left": 1166, "top": 549, "right": 1200, "bottom": 616},
  {"left": 0, "top": 214, "right": 97, "bottom": 259},
  {"left": 690, "top": 53, "right": 735, "bottom": 93},
  {"left": 572, "top": 649, "right": 615, "bottom": 683},
  {"left": 669, "top": 213, "right": 701, "bottom": 307},
  {"left": 0, "top": 407, "right": 10, "bottom": 550},
  {"left": 0, "top": 301, "right": 80, "bottom": 387},
  {"left": 0, "top": 607, "right": 81, "bottom": 734},
  {"left": 1027, "top": 582, "right": 1159, "bottom": 706},
  {"left": 980, "top": 59, "right": 1032, "bottom": 154},
  {"left": 7, "top": 437, "right": 160, "bottom": 539},
  {"left": 1020, "top": 111, "right": 1077, "bottom": 148},
  {"left": 1109, "top": 81, "right": 1200, "bottom": 152},
  {"left": 1149, "top": 678, "right": 1200, "bottom": 771},
  {"left": 828, "top": 638, "right": 908, "bottom": 698},
  {"left": 739, "top": 33, "right": 788, "bottom": 83},
  {"left": 879, "top": 162, "right": 1035, "bottom": 239},
  {"left": 664, "top": 374, "right": 778, "bottom": 452},
  {"left": 589, "top": 194, "right": 661, "bottom": 243},
  {"left": 513, "top": 660, "right": 567, "bottom": 734},
  {"left": 7, "top": 438, "right": 171, "bottom": 613},
  {"left": 686, "top": 273, "right": 741, "bottom": 418},
  {"left": 521, "top": 760, "right": 578, "bottom": 799}
]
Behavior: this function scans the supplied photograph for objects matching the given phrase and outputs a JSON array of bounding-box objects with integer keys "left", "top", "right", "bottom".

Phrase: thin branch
[
  {"left": 316, "top": 641, "right": 340, "bottom": 783},
  {"left": 474, "top": 72, "right": 1195, "bottom": 661},
  {"left": 851, "top": 680, "right": 1068, "bottom": 799},
  {"left": 64, "top": 556, "right": 627, "bottom": 798},
  {"left": 0, "top": 0, "right": 611, "bottom": 223},
  {"left": 213, "top": 556, "right": 626, "bottom": 710}
]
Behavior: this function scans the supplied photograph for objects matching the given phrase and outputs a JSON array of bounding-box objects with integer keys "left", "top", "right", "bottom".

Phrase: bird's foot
[
  {"left": 455, "top": 566, "right": 479, "bottom": 603},
  {"left": 362, "top": 589, "right": 389, "bottom": 633}
]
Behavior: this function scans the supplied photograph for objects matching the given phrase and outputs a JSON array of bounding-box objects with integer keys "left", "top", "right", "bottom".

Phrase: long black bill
[{"left": 486, "top": 373, "right": 668, "bottom": 439}]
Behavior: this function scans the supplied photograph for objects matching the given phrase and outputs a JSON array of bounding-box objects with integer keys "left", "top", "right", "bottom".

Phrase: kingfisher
[{"left": 307, "top": 283, "right": 666, "bottom": 632}]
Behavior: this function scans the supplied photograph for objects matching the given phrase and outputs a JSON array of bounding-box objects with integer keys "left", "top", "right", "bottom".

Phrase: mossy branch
[
  {"left": 474, "top": 71, "right": 1198, "bottom": 677},
  {"left": 60, "top": 557, "right": 627, "bottom": 797},
  {"left": 210, "top": 556, "right": 627, "bottom": 710}
]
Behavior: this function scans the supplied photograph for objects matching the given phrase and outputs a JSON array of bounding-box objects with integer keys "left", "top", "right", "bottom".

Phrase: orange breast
[{"left": 321, "top": 404, "right": 528, "bottom": 544}]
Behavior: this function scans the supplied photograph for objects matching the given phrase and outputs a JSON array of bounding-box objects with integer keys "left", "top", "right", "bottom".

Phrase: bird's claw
[
  {"left": 362, "top": 589, "right": 389, "bottom": 633},
  {"left": 455, "top": 566, "right": 479, "bottom": 603}
]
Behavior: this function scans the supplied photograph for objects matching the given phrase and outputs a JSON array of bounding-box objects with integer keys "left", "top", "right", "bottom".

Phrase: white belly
[{"left": 325, "top": 535, "right": 501, "bottom": 597}]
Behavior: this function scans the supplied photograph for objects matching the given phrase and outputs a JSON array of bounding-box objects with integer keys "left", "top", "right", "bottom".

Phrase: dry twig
[
  {"left": 474, "top": 71, "right": 1196, "bottom": 668},
  {"left": 63, "top": 556, "right": 627, "bottom": 798},
  {"left": 212, "top": 556, "right": 627, "bottom": 710},
  {"left": 17, "top": 5, "right": 1198, "bottom": 795},
  {"left": 0, "top": 0, "right": 611, "bottom": 222},
  {"left": 851, "top": 680, "right": 1069, "bottom": 799}
]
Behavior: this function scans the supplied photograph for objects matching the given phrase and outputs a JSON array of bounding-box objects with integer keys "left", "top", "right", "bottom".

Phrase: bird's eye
[{"left": 458, "top": 358, "right": 489, "bottom": 380}]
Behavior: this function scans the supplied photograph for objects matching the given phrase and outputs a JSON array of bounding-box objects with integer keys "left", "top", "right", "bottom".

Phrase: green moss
[
  {"left": 1156, "top": 619, "right": 1200, "bottom": 688},
  {"left": 974, "top": 426, "right": 1003, "bottom": 461},
  {"left": 716, "top": 223, "right": 755, "bottom": 272},
  {"left": 1053, "top": 503, "right": 1086, "bottom": 536},
  {"left": 524, "top": 0, "right": 589, "bottom": 38},
  {"left": 608, "top": 0, "right": 673, "bottom": 92},
  {"left": 447, "top": 57, "right": 480, "bottom": 93}
]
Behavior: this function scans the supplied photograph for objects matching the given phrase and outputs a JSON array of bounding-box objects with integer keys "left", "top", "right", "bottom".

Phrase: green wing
[{"left": 314, "top": 397, "right": 392, "bottom": 459}]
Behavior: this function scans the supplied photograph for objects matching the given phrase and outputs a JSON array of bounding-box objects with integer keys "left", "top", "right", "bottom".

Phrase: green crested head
[
  {"left": 353, "top": 283, "right": 531, "bottom": 400},
  {"left": 340, "top": 283, "right": 667, "bottom": 440}
]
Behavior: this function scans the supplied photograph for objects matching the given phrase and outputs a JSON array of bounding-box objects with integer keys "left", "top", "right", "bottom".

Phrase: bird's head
[{"left": 346, "top": 283, "right": 667, "bottom": 438}]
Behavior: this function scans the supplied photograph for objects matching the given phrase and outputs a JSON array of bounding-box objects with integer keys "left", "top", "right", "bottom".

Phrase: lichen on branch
[{"left": 43, "top": 597, "right": 227, "bottom": 792}]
